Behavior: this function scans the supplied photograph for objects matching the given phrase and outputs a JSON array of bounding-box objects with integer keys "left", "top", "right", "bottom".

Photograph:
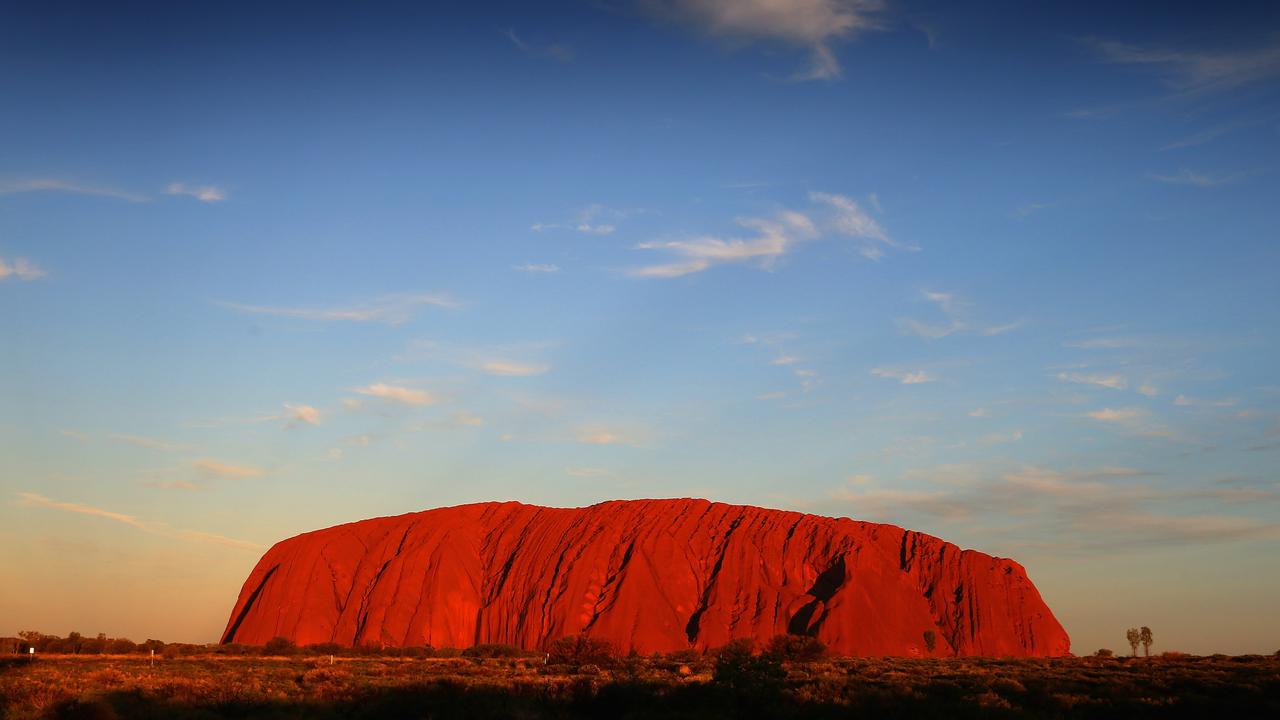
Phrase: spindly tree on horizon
[
  {"left": 1126, "top": 628, "right": 1141, "bottom": 657},
  {"left": 1140, "top": 627, "right": 1153, "bottom": 657}
]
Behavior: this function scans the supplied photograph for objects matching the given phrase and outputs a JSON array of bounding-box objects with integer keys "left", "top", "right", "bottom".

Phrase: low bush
[
  {"left": 462, "top": 643, "right": 529, "bottom": 659},
  {"left": 262, "top": 637, "right": 297, "bottom": 656},
  {"left": 764, "top": 633, "right": 827, "bottom": 662},
  {"left": 546, "top": 636, "right": 616, "bottom": 667},
  {"left": 711, "top": 638, "right": 785, "bottom": 697}
]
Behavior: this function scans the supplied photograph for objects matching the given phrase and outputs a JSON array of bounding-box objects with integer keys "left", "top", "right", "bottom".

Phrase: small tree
[
  {"left": 263, "top": 636, "right": 297, "bottom": 656},
  {"left": 546, "top": 635, "right": 615, "bottom": 667},
  {"left": 1139, "top": 626, "right": 1153, "bottom": 657},
  {"left": 712, "top": 639, "right": 785, "bottom": 697},
  {"left": 1126, "top": 628, "right": 1140, "bottom": 657},
  {"left": 764, "top": 633, "right": 827, "bottom": 662}
]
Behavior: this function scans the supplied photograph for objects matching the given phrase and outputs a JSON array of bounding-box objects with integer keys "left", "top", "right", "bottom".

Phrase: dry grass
[{"left": 0, "top": 653, "right": 1277, "bottom": 719}]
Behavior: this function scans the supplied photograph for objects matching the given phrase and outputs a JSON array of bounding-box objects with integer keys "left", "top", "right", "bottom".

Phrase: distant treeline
[{"left": 3, "top": 630, "right": 826, "bottom": 665}]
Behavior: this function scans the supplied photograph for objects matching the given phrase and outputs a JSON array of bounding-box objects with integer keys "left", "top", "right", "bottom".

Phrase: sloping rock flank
[{"left": 222, "top": 499, "right": 1070, "bottom": 657}]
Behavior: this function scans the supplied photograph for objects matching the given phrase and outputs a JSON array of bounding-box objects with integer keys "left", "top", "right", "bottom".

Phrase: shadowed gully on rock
[{"left": 222, "top": 499, "right": 1070, "bottom": 657}]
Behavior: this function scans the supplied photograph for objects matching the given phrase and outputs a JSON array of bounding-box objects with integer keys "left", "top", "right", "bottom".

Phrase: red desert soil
[{"left": 222, "top": 499, "right": 1069, "bottom": 657}]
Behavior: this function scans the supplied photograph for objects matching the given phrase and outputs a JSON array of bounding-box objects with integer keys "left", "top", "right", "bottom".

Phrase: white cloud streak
[
  {"left": 107, "top": 434, "right": 194, "bottom": 452},
  {"left": 194, "top": 458, "right": 266, "bottom": 479},
  {"left": 505, "top": 28, "right": 575, "bottom": 62},
  {"left": 1174, "top": 394, "right": 1238, "bottom": 408},
  {"left": 0, "top": 257, "right": 46, "bottom": 281},
  {"left": 1089, "top": 37, "right": 1280, "bottom": 94},
  {"left": 402, "top": 341, "right": 553, "bottom": 377},
  {"left": 1085, "top": 407, "right": 1147, "bottom": 423},
  {"left": 1147, "top": 169, "right": 1233, "bottom": 187},
  {"left": 17, "top": 491, "right": 262, "bottom": 551},
  {"left": 353, "top": 383, "right": 437, "bottom": 406},
  {"left": 642, "top": 0, "right": 886, "bottom": 80},
  {"left": 631, "top": 191, "right": 899, "bottom": 277},
  {"left": 222, "top": 292, "right": 456, "bottom": 325},
  {"left": 0, "top": 178, "right": 149, "bottom": 202},
  {"left": 164, "top": 182, "right": 226, "bottom": 202},
  {"left": 870, "top": 367, "right": 936, "bottom": 384},
  {"left": 899, "top": 290, "right": 1020, "bottom": 339},
  {"left": 1056, "top": 372, "right": 1128, "bottom": 390},
  {"left": 481, "top": 360, "right": 550, "bottom": 377}
]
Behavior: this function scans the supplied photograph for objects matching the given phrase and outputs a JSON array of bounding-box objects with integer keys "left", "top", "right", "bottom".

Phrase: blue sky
[{"left": 2, "top": 0, "right": 1278, "bottom": 654}]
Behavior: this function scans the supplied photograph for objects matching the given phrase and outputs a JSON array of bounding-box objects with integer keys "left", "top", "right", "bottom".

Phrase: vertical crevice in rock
[
  {"left": 684, "top": 515, "right": 743, "bottom": 643},
  {"left": 222, "top": 564, "right": 279, "bottom": 644},
  {"left": 353, "top": 526, "right": 413, "bottom": 645}
]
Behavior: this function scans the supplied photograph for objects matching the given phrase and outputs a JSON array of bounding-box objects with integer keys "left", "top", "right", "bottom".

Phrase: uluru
[{"left": 222, "top": 499, "right": 1070, "bottom": 657}]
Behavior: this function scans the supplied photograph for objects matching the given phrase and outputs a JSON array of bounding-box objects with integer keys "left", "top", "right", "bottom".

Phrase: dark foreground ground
[{"left": 2, "top": 653, "right": 1278, "bottom": 719}]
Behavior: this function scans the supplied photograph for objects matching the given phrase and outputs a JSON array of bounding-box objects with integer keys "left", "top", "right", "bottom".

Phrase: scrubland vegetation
[{"left": 1, "top": 633, "right": 1277, "bottom": 719}]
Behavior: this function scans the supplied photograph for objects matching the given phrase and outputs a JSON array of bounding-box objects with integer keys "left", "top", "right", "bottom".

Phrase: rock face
[{"left": 222, "top": 499, "right": 1070, "bottom": 657}]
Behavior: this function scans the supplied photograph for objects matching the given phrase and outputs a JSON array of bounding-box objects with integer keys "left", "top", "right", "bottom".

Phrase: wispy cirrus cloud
[
  {"left": 407, "top": 410, "right": 487, "bottom": 433},
  {"left": 481, "top": 360, "right": 550, "bottom": 377},
  {"left": 144, "top": 479, "right": 203, "bottom": 492},
  {"left": 401, "top": 340, "right": 552, "bottom": 377},
  {"left": 1056, "top": 372, "right": 1127, "bottom": 390},
  {"left": 1012, "top": 202, "right": 1052, "bottom": 219},
  {"left": 1085, "top": 407, "right": 1147, "bottom": 423},
  {"left": 195, "top": 458, "right": 265, "bottom": 479},
  {"left": 631, "top": 191, "right": 901, "bottom": 278},
  {"left": 514, "top": 263, "right": 560, "bottom": 273},
  {"left": 1062, "top": 335, "right": 1146, "bottom": 349},
  {"left": 0, "top": 178, "right": 149, "bottom": 202},
  {"left": 0, "top": 257, "right": 46, "bottom": 281},
  {"left": 1147, "top": 169, "right": 1234, "bottom": 187},
  {"left": 1084, "top": 406, "right": 1178, "bottom": 440},
  {"left": 107, "top": 433, "right": 194, "bottom": 453},
  {"left": 1174, "top": 394, "right": 1238, "bottom": 408},
  {"left": 574, "top": 424, "right": 650, "bottom": 447},
  {"left": 532, "top": 204, "right": 633, "bottom": 235},
  {"left": 870, "top": 367, "right": 936, "bottom": 384},
  {"left": 505, "top": 28, "right": 574, "bottom": 62},
  {"left": 221, "top": 292, "right": 457, "bottom": 325},
  {"left": 283, "top": 403, "right": 322, "bottom": 425},
  {"left": 641, "top": 0, "right": 886, "bottom": 81},
  {"left": 809, "top": 191, "right": 907, "bottom": 259},
  {"left": 566, "top": 466, "right": 615, "bottom": 479},
  {"left": 577, "top": 428, "right": 627, "bottom": 445},
  {"left": 1087, "top": 36, "right": 1280, "bottom": 94},
  {"left": 17, "top": 491, "right": 262, "bottom": 551},
  {"left": 898, "top": 290, "right": 1022, "bottom": 339},
  {"left": 831, "top": 462, "right": 1278, "bottom": 550},
  {"left": 190, "top": 402, "right": 323, "bottom": 429},
  {"left": 353, "top": 382, "right": 437, "bottom": 406},
  {"left": 164, "top": 182, "right": 226, "bottom": 202},
  {"left": 980, "top": 429, "right": 1023, "bottom": 445}
]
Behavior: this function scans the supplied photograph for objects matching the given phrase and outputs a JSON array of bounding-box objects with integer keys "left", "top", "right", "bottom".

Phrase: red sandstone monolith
[{"left": 222, "top": 499, "right": 1070, "bottom": 656}]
